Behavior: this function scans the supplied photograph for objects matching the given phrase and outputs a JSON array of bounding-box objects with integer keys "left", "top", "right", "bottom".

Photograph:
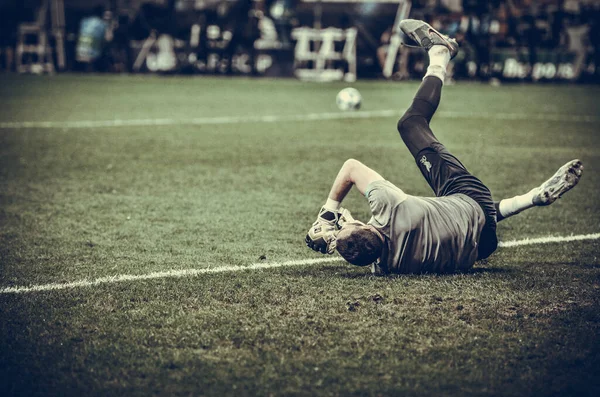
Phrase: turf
[{"left": 0, "top": 74, "right": 599, "bottom": 396}]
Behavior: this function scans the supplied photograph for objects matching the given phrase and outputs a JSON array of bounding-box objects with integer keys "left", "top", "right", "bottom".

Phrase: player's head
[{"left": 335, "top": 222, "right": 384, "bottom": 266}]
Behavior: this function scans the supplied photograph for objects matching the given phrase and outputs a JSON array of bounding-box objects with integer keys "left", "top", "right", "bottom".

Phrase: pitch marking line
[
  {"left": 1, "top": 233, "right": 599, "bottom": 295},
  {"left": 0, "top": 111, "right": 598, "bottom": 129},
  {"left": 497, "top": 232, "right": 600, "bottom": 247},
  {"left": 0, "top": 257, "right": 344, "bottom": 294}
]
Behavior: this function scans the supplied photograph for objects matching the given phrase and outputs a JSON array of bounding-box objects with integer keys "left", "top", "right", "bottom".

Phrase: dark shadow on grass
[
  {"left": 581, "top": 263, "right": 600, "bottom": 269},
  {"left": 465, "top": 266, "right": 514, "bottom": 274},
  {"left": 274, "top": 261, "right": 513, "bottom": 280},
  {"left": 336, "top": 266, "right": 513, "bottom": 279}
]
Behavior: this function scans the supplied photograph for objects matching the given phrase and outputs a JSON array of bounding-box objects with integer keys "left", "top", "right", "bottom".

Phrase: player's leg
[
  {"left": 395, "top": 20, "right": 462, "bottom": 194},
  {"left": 494, "top": 159, "right": 583, "bottom": 221},
  {"left": 397, "top": 20, "right": 499, "bottom": 259},
  {"left": 396, "top": 19, "right": 458, "bottom": 157},
  {"left": 396, "top": 74, "right": 444, "bottom": 157}
]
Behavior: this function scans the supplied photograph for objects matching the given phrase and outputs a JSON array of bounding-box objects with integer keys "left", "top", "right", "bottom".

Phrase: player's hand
[
  {"left": 305, "top": 221, "right": 338, "bottom": 254},
  {"left": 305, "top": 206, "right": 341, "bottom": 254},
  {"left": 336, "top": 207, "right": 355, "bottom": 229},
  {"left": 315, "top": 206, "right": 340, "bottom": 227}
]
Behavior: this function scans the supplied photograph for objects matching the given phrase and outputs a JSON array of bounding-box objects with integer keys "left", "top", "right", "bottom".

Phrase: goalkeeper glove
[
  {"left": 305, "top": 207, "right": 358, "bottom": 254},
  {"left": 305, "top": 221, "right": 337, "bottom": 254},
  {"left": 336, "top": 207, "right": 355, "bottom": 229},
  {"left": 305, "top": 206, "right": 340, "bottom": 254}
]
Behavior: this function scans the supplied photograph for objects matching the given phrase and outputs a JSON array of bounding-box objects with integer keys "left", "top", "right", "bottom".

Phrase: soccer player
[{"left": 305, "top": 19, "right": 584, "bottom": 275}]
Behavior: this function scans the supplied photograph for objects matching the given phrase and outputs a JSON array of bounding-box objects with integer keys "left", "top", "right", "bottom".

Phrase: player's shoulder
[{"left": 365, "top": 180, "right": 410, "bottom": 218}]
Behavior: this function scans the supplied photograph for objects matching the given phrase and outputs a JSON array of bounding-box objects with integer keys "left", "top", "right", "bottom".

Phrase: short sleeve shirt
[{"left": 365, "top": 180, "right": 486, "bottom": 274}]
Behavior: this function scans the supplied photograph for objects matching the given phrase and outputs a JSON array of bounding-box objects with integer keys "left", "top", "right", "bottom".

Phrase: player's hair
[{"left": 336, "top": 227, "right": 383, "bottom": 267}]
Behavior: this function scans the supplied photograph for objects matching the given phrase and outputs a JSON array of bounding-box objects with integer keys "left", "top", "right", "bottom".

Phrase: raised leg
[
  {"left": 495, "top": 160, "right": 584, "bottom": 222},
  {"left": 396, "top": 18, "right": 457, "bottom": 157},
  {"left": 397, "top": 75, "right": 443, "bottom": 157}
]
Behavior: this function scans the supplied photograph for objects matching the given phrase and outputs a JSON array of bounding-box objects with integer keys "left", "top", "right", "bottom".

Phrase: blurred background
[{"left": 0, "top": 0, "right": 599, "bottom": 83}]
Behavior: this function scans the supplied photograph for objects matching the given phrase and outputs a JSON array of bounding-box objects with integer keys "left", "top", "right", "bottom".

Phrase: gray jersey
[{"left": 366, "top": 180, "right": 486, "bottom": 274}]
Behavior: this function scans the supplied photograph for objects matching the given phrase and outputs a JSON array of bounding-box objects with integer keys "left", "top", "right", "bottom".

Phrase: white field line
[
  {"left": 0, "top": 110, "right": 598, "bottom": 129},
  {"left": 0, "top": 257, "right": 344, "bottom": 294},
  {"left": 1, "top": 233, "right": 599, "bottom": 294},
  {"left": 497, "top": 232, "right": 600, "bottom": 248}
]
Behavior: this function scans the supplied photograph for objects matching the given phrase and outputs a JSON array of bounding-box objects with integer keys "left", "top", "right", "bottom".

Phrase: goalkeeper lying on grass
[{"left": 305, "top": 19, "right": 583, "bottom": 275}]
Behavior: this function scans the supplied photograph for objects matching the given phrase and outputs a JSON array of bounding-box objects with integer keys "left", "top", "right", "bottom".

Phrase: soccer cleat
[
  {"left": 532, "top": 159, "right": 583, "bottom": 206},
  {"left": 399, "top": 19, "right": 459, "bottom": 59}
]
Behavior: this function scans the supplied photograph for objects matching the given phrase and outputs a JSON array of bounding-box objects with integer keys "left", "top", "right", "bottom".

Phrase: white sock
[
  {"left": 324, "top": 198, "right": 341, "bottom": 211},
  {"left": 424, "top": 46, "right": 450, "bottom": 83},
  {"left": 498, "top": 188, "right": 538, "bottom": 219}
]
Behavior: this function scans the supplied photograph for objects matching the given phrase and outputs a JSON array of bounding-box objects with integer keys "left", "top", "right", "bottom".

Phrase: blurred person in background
[
  {"left": 377, "top": 27, "right": 412, "bottom": 80},
  {"left": 76, "top": 5, "right": 110, "bottom": 71},
  {"left": 562, "top": 0, "right": 591, "bottom": 81},
  {"left": 130, "top": 0, "right": 198, "bottom": 73},
  {"left": 484, "top": 2, "right": 509, "bottom": 74},
  {"left": 265, "top": 0, "right": 296, "bottom": 49},
  {"left": 550, "top": 0, "right": 567, "bottom": 49},
  {"left": 0, "top": 1, "right": 19, "bottom": 71},
  {"left": 587, "top": 1, "right": 600, "bottom": 82},
  {"left": 218, "top": 0, "right": 261, "bottom": 75},
  {"left": 107, "top": 12, "right": 132, "bottom": 73},
  {"left": 510, "top": 0, "right": 543, "bottom": 78},
  {"left": 461, "top": 0, "right": 493, "bottom": 80}
]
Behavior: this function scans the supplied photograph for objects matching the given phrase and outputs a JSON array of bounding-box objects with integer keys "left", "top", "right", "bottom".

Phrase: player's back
[{"left": 366, "top": 180, "right": 486, "bottom": 274}]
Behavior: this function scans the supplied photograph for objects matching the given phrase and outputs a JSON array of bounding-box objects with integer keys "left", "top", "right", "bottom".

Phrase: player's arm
[
  {"left": 306, "top": 159, "right": 384, "bottom": 254},
  {"left": 328, "top": 158, "right": 385, "bottom": 200}
]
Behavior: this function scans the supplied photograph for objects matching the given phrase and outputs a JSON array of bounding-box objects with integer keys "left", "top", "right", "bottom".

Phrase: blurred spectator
[
  {"left": 266, "top": 0, "right": 297, "bottom": 49},
  {"left": 462, "top": 0, "right": 493, "bottom": 79},
  {"left": 490, "top": 2, "right": 516, "bottom": 48},
  {"left": 108, "top": 13, "right": 133, "bottom": 73},
  {"left": 562, "top": 2, "right": 590, "bottom": 80},
  {"left": 75, "top": 6, "right": 109, "bottom": 70},
  {"left": 588, "top": 2, "right": 600, "bottom": 81},
  {"left": 550, "top": 1, "right": 566, "bottom": 48},
  {"left": 377, "top": 27, "right": 411, "bottom": 80},
  {"left": 217, "top": 0, "right": 260, "bottom": 74},
  {"left": 510, "top": 0, "right": 543, "bottom": 75},
  {"left": 0, "top": 3, "right": 20, "bottom": 71}
]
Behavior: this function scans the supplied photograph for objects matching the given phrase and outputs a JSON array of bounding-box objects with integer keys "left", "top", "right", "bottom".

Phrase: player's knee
[{"left": 397, "top": 113, "right": 422, "bottom": 141}]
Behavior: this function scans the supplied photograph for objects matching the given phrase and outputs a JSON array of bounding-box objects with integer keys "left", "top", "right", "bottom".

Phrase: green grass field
[{"left": 1, "top": 74, "right": 599, "bottom": 396}]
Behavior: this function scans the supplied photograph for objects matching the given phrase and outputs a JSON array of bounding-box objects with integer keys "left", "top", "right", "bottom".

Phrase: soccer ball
[{"left": 336, "top": 87, "right": 362, "bottom": 111}]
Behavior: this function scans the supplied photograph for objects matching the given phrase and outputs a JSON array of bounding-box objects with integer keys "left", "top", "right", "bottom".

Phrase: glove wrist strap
[{"left": 324, "top": 198, "right": 340, "bottom": 211}]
